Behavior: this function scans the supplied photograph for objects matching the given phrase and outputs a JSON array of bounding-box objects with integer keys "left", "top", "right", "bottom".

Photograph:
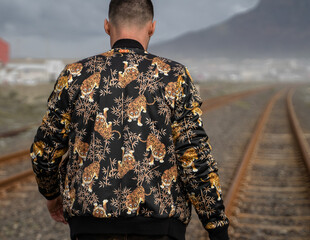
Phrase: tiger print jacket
[{"left": 30, "top": 39, "right": 229, "bottom": 240}]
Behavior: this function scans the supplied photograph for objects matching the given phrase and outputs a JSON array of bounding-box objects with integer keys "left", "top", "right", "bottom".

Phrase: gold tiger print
[
  {"left": 185, "top": 101, "right": 203, "bottom": 126},
  {"left": 30, "top": 141, "right": 45, "bottom": 165},
  {"left": 94, "top": 108, "right": 121, "bottom": 140},
  {"left": 202, "top": 172, "right": 222, "bottom": 201},
  {"left": 67, "top": 63, "right": 83, "bottom": 81},
  {"left": 188, "top": 192, "right": 200, "bottom": 210},
  {"left": 127, "top": 95, "right": 155, "bottom": 126},
  {"left": 165, "top": 82, "right": 177, "bottom": 108},
  {"left": 160, "top": 165, "right": 178, "bottom": 194},
  {"left": 179, "top": 147, "right": 198, "bottom": 172},
  {"left": 55, "top": 76, "right": 70, "bottom": 100},
  {"left": 206, "top": 219, "right": 228, "bottom": 230},
  {"left": 101, "top": 49, "right": 115, "bottom": 57},
  {"left": 101, "top": 49, "right": 124, "bottom": 58},
  {"left": 171, "top": 122, "right": 182, "bottom": 144},
  {"left": 206, "top": 222, "right": 216, "bottom": 230},
  {"left": 151, "top": 57, "right": 171, "bottom": 77},
  {"left": 50, "top": 148, "right": 67, "bottom": 164},
  {"left": 82, "top": 161, "right": 100, "bottom": 192},
  {"left": 60, "top": 112, "right": 71, "bottom": 137},
  {"left": 32, "top": 141, "right": 66, "bottom": 164},
  {"left": 80, "top": 72, "right": 101, "bottom": 102},
  {"left": 74, "top": 137, "right": 89, "bottom": 166},
  {"left": 126, "top": 186, "right": 151, "bottom": 215},
  {"left": 145, "top": 134, "right": 166, "bottom": 165},
  {"left": 118, "top": 61, "right": 139, "bottom": 88},
  {"left": 93, "top": 200, "right": 111, "bottom": 218},
  {"left": 176, "top": 75, "right": 186, "bottom": 100},
  {"left": 118, "top": 148, "right": 136, "bottom": 178},
  {"left": 169, "top": 204, "right": 176, "bottom": 217},
  {"left": 205, "top": 219, "right": 228, "bottom": 230}
]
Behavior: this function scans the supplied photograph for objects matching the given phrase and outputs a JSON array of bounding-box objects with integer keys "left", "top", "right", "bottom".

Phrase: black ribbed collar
[{"left": 112, "top": 39, "right": 144, "bottom": 50}]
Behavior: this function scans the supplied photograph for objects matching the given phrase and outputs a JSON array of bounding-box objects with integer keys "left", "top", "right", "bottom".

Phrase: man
[{"left": 30, "top": 0, "right": 229, "bottom": 239}]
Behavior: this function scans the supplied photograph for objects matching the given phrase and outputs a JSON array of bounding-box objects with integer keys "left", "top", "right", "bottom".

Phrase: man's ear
[
  {"left": 104, "top": 19, "right": 111, "bottom": 35},
  {"left": 149, "top": 20, "right": 156, "bottom": 37}
]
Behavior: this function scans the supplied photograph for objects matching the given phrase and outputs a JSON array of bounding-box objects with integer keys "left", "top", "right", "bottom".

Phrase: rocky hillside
[{"left": 150, "top": 0, "right": 310, "bottom": 59}]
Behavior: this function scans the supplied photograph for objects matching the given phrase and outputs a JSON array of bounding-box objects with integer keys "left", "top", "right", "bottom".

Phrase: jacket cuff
[{"left": 208, "top": 225, "right": 230, "bottom": 240}]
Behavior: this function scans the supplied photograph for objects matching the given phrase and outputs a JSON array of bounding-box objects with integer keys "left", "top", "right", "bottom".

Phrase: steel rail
[
  {"left": 201, "top": 85, "right": 272, "bottom": 112},
  {"left": 0, "top": 123, "right": 37, "bottom": 139},
  {"left": 0, "top": 149, "right": 30, "bottom": 165},
  {"left": 287, "top": 88, "right": 310, "bottom": 175},
  {"left": 224, "top": 89, "right": 285, "bottom": 217},
  {"left": 0, "top": 169, "right": 34, "bottom": 190}
]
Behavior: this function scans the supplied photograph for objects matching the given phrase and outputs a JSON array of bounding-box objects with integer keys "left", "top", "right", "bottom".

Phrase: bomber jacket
[{"left": 30, "top": 39, "right": 229, "bottom": 240}]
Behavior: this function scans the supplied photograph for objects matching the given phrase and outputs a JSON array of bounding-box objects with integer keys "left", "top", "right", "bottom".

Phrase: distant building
[{"left": 0, "top": 38, "right": 10, "bottom": 65}]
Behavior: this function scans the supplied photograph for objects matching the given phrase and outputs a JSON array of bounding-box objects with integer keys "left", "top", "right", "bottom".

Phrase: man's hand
[{"left": 46, "top": 196, "right": 67, "bottom": 224}]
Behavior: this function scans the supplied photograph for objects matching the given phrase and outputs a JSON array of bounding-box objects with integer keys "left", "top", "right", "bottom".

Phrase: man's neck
[{"left": 109, "top": 26, "right": 151, "bottom": 51}]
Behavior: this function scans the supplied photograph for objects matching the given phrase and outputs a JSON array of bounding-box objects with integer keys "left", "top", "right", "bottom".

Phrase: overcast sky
[{"left": 0, "top": 0, "right": 259, "bottom": 59}]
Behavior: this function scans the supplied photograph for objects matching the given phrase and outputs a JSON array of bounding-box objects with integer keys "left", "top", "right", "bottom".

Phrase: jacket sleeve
[
  {"left": 30, "top": 66, "right": 71, "bottom": 200},
  {"left": 172, "top": 68, "right": 229, "bottom": 240}
]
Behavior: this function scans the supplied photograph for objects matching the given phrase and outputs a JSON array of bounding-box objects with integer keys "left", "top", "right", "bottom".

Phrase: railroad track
[
  {"left": 0, "top": 123, "right": 37, "bottom": 139},
  {"left": 224, "top": 88, "right": 310, "bottom": 240},
  {"left": 0, "top": 149, "right": 33, "bottom": 196},
  {"left": 201, "top": 85, "right": 271, "bottom": 112},
  {"left": 0, "top": 86, "right": 272, "bottom": 196}
]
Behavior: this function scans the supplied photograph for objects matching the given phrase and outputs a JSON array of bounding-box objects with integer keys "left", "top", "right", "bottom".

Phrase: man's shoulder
[
  {"left": 67, "top": 53, "right": 107, "bottom": 66},
  {"left": 63, "top": 52, "right": 113, "bottom": 78},
  {"left": 146, "top": 51, "right": 186, "bottom": 69}
]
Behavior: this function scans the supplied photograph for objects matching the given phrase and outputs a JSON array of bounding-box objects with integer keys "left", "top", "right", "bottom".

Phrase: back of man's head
[{"left": 109, "top": 0, "right": 154, "bottom": 27}]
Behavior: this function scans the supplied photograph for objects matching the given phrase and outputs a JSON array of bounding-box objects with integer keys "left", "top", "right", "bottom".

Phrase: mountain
[{"left": 150, "top": 0, "right": 310, "bottom": 59}]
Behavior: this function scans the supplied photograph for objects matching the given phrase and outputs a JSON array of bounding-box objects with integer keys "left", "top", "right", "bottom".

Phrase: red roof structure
[{"left": 0, "top": 38, "right": 10, "bottom": 65}]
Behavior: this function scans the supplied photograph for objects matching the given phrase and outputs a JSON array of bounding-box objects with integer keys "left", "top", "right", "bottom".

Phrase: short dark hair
[{"left": 109, "top": 0, "right": 154, "bottom": 27}]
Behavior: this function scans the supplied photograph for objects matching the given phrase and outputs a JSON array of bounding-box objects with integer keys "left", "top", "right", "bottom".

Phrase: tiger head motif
[
  {"left": 125, "top": 186, "right": 146, "bottom": 215},
  {"left": 152, "top": 57, "right": 171, "bottom": 77},
  {"left": 67, "top": 63, "right": 83, "bottom": 78},
  {"left": 165, "top": 82, "right": 177, "bottom": 108},
  {"left": 82, "top": 161, "right": 100, "bottom": 192},
  {"left": 160, "top": 165, "right": 177, "bottom": 194},
  {"left": 93, "top": 200, "right": 111, "bottom": 218},
  {"left": 146, "top": 134, "right": 166, "bottom": 165},
  {"left": 152, "top": 144, "right": 166, "bottom": 162},
  {"left": 80, "top": 72, "right": 101, "bottom": 102},
  {"left": 179, "top": 147, "right": 198, "bottom": 172},
  {"left": 118, "top": 149, "right": 136, "bottom": 178},
  {"left": 74, "top": 137, "right": 89, "bottom": 166}
]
